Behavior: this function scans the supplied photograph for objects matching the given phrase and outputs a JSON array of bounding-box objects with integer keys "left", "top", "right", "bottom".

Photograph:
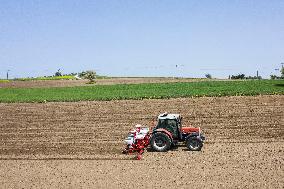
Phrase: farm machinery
[{"left": 123, "top": 113, "right": 205, "bottom": 160}]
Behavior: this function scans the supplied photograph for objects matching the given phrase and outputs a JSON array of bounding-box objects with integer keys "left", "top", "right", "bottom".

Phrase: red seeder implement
[{"left": 122, "top": 125, "right": 150, "bottom": 160}]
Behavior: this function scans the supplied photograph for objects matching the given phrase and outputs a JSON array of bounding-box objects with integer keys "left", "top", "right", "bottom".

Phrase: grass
[{"left": 0, "top": 80, "right": 283, "bottom": 103}]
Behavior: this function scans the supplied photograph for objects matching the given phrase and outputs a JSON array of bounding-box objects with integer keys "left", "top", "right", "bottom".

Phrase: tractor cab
[{"left": 155, "top": 113, "right": 182, "bottom": 139}]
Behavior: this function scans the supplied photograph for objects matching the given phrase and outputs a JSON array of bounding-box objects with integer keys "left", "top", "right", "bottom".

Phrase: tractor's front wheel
[
  {"left": 150, "top": 132, "right": 171, "bottom": 152},
  {"left": 186, "top": 137, "right": 203, "bottom": 151}
]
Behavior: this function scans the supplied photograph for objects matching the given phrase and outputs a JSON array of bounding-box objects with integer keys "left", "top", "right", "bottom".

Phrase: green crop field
[
  {"left": 0, "top": 80, "right": 283, "bottom": 103},
  {"left": 14, "top": 75, "right": 76, "bottom": 81},
  {"left": 0, "top": 80, "right": 10, "bottom": 83},
  {"left": 13, "top": 75, "right": 108, "bottom": 81}
]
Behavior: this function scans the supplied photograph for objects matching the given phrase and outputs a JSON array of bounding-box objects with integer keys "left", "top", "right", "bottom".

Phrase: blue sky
[{"left": 0, "top": 0, "right": 283, "bottom": 79}]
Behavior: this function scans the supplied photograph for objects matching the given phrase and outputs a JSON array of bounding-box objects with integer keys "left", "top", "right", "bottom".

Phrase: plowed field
[
  {"left": 0, "top": 77, "right": 210, "bottom": 88},
  {"left": 0, "top": 95, "right": 283, "bottom": 188}
]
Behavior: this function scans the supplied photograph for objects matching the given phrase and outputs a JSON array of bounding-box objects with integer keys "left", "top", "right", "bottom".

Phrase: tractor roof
[{"left": 158, "top": 113, "right": 181, "bottom": 120}]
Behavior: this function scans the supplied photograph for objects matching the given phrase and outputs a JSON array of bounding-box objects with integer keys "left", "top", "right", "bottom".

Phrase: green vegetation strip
[
  {"left": 14, "top": 75, "right": 76, "bottom": 81},
  {"left": 0, "top": 80, "right": 283, "bottom": 103},
  {"left": 0, "top": 80, "right": 9, "bottom": 83}
]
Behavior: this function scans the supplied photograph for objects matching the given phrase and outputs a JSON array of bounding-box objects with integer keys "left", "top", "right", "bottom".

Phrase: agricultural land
[{"left": 0, "top": 78, "right": 283, "bottom": 188}]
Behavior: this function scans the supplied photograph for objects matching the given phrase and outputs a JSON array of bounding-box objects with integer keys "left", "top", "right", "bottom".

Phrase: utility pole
[
  {"left": 281, "top": 63, "right": 284, "bottom": 77},
  {"left": 6, "top": 70, "right": 10, "bottom": 80}
]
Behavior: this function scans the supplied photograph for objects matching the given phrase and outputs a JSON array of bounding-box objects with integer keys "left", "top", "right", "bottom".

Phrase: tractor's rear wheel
[
  {"left": 150, "top": 132, "right": 171, "bottom": 152},
  {"left": 186, "top": 137, "right": 203, "bottom": 151}
]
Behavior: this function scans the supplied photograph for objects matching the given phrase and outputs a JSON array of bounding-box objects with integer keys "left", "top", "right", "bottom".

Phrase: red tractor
[{"left": 123, "top": 113, "right": 205, "bottom": 159}]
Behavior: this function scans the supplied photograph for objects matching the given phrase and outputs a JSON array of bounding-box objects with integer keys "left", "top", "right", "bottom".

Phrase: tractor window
[
  {"left": 168, "top": 120, "right": 177, "bottom": 127},
  {"left": 157, "top": 119, "right": 166, "bottom": 128},
  {"left": 168, "top": 120, "right": 178, "bottom": 138},
  {"left": 156, "top": 119, "right": 178, "bottom": 139}
]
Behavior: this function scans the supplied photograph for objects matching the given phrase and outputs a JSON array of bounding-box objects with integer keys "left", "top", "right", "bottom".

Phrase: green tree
[
  {"left": 231, "top": 74, "right": 245, "bottom": 79},
  {"left": 270, "top": 75, "right": 277, "bottom": 80},
  {"left": 205, "top": 73, "right": 212, "bottom": 79},
  {"left": 55, "top": 69, "right": 62, "bottom": 77},
  {"left": 85, "top": 70, "right": 96, "bottom": 83}
]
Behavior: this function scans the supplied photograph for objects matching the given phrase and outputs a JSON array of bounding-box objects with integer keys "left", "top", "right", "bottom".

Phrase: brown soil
[
  {"left": 0, "top": 77, "right": 214, "bottom": 88},
  {"left": 0, "top": 95, "right": 283, "bottom": 188}
]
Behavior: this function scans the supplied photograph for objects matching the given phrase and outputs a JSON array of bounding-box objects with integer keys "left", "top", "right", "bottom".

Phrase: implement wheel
[{"left": 150, "top": 132, "right": 171, "bottom": 152}]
